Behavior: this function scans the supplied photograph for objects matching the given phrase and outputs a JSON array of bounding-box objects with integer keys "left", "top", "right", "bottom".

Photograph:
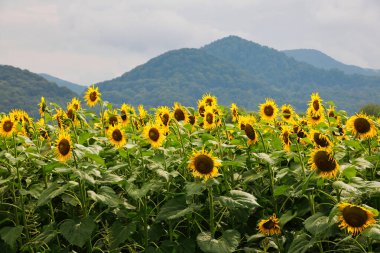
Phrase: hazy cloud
[{"left": 1, "top": 0, "right": 379, "bottom": 84}]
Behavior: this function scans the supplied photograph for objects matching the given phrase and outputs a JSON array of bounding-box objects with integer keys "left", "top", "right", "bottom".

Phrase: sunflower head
[
  {"left": 338, "top": 203, "right": 377, "bottom": 236},
  {"left": 203, "top": 107, "right": 217, "bottom": 130},
  {"left": 244, "top": 123, "right": 258, "bottom": 145},
  {"left": 257, "top": 214, "right": 281, "bottom": 236},
  {"left": 259, "top": 98, "right": 278, "bottom": 122},
  {"left": 188, "top": 149, "right": 221, "bottom": 181},
  {"left": 197, "top": 100, "right": 206, "bottom": 117},
  {"left": 238, "top": 115, "right": 256, "bottom": 131},
  {"left": 84, "top": 85, "right": 101, "bottom": 107},
  {"left": 307, "top": 107, "right": 325, "bottom": 126},
  {"left": 39, "top": 96, "right": 46, "bottom": 116},
  {"left": 230, "top": 103, "right": 239, "bottom": 122},
  {"left": 120, "top": 104, "right": 135, "bottom": 126},
  {"left": 281, "top": 126, "right": 292, "bottom": 152},
  {"left": 107, "top": 125, "right": 127, "bottom": 148},
  {"left": 309, "top": 147, "right": 339, "bottom": 178},
  {"left": 173, "top": 102, "right": 188, "bottom": 123},
  {"left": 281, "top": 104, "right": 295, "bottom": 123},
  {"left": 346, "top": 113, "right": 377, "bottom": 139},
  {"left": 55, "top": 130, "right": 72, "bottom": 162},
  {"left": 69, "top": 97, "right": 81, "bottom": 111},
  {"left": 103, "top": 109, "right": 121, "bottom": 128},
  {"left": 308, "top": 92, "right": 323, "bottom": 115},
  {"left": 143, "top": 123, "right": 165, "bottom": 149},
  {"left": 0, "top": 115, "right": 16, "bottom": 138},
  {"left": 310, "top": 131, "right": 332, "bottom": 148},
  {"left": 54, "top": 108, "right": 67, "bottom": 129},
  {"left": 201, "top": 93, "right": 217, "bottom": 107},
  {"left": 156, "top": 106, "right": 171, "bottom": 127}
]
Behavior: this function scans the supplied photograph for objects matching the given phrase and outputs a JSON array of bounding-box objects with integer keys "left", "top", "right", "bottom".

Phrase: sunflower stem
[
  {"left": 173, "top": 119, "right": 185, "bottom": 157},
  {"left": 99, "top": 99, "right": 105, "bottom": 137},
  {"left": 367, "top": 138, "right": 372, "bottom": 156},
  {"left": 138, "top": 144, "right": 149, "bottom": 249},
  {"left": 295, "top": 139, "right": 306, "bottom": 178},
  {"left": 208, "top": 185, "right": 216, "bottom": 237}
]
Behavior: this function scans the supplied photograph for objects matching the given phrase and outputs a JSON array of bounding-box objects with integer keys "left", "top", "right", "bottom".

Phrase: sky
[{"left": 1, "top": 0, "right": 380, "bottom": 85}]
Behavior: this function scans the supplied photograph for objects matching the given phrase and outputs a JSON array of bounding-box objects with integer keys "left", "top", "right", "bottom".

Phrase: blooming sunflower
[
  {"left": 338, "top": 203, "right": 376, "bottom": 236},
  {"left": 143, "top": 123, "right": 165, "bottom": 149},
  {"left": 346, "top": 113, "right": 377, "bottom": 139},
  {"left": 36, "top": 119, "right": 49, "bottom": 140},
  {"left": 188, "top": 114, "right": 197, "bottom": 127},
  {"left": 156, "top": 106, "right": 171, "bottom": 128},
  {"left": 197, "top": 100, "right": 206, "bottom": 117},
  {"left": 244, "top": 123, "right": 258, "bottom": 145},
  {"left": 310, "top": 131, "right": 332, "bottom": 148},
  {"left": 309, "top": 147, "right": 339, "bottom": 178},
  {"left": 203, "top": 107, "right": 217, "bottom": 130},
  {"left": 55, "top": 130, "right": 72, "bottom": 162},
  {"left": 120, "top": 104, "right": 135, "bottom": 126},
  {"left": 257, "top": 214, "right": 281, "bottom": 236},
  {"left": 39, "top": 96, "right": 46, "bottom": 117},
  {"left": 107, "top": 124, "right": 126, "bottom": 148},
  {"left": 230, "top": 103, "right": 239, "bottom": 122},
  {"left": 188, "top": 149, "right": 221, "bottom": 180},
  {"left": 259, "top": 98, "right": 278, "bottom": 122},
  {"left": 69, "top": 97, "right": 81, "bottom": 111},
  {"left": 281, "top": 104, "right": 295, "bottom": 123},
  {"left": 54, "top": 108, "right": 67, "bottom": 129},
  {"left": 104, "top": 109, "right": 121, "bottom": 128},
  {"left": 281, "top": 126, "right": 292, "bottom": 152},
  {"left": 173, "top": 102, "right": 188, "bottom": 123},
  {"left": 307, "top": 107, "right": 325, "bottom": 126},
  {"left": 327, "top": 106, "right": 337, "bottom": 119},
  {"left": 238, "top": 115, "right": 256, "bottom": 131},
  {"left": 308, "top": 92, "right": 323, "bottom": 116},
  {"left": 0, "top": 115, "right": 16, "bottom": 138},
  {"left": 201, "top": 93, "right": 217, "bottom": 107},
  {"left": 84, "top": 85, "right": 101, "bottom": 107}
]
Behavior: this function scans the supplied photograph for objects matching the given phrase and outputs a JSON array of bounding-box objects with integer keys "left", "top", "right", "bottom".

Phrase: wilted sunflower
[
  {"left": 281, "top": 126, "right": 292, "bottom": 152},
  {"left": 281, "top": 104, "right": 295, "bottom": 123},
  {"left": 230, "top": 103, "right": 239, "bottom": 122},
  {"left": 0, "top": 115, "right": 16, "bottom": 138},
  {"left": 310, "top": 131, "right": 332, "bottom": 148},
  {"left": 201, "top": 93, "right": 217, "bottom": 107},
  {"left": 257, "top": 214, "right": 281, "bottom": 236},
  {"left": 309, "top": 147, "right": 339, "bottom": 178},
  {"left": 173, "top": 102, "right": 188, "bottom": 123},
  {"left": 346, "top": 113, "right": 377, "bottom": 139},
  {"left": 188, "top": 149, "right": 221, "bottom": 180},
  {"left": 259, "top": 98, "right": 278, "bottom": 122},
  {"left": 143, "top": 123, "right": 165, "bottom": 148},
  {"left": 307, "top": 107, "right": 325, "bottom": 126},
  {"left": 244, "top": 123, "right": 258, "bottom": 145},
  {"left": 203, "top": 107, "right": 217, "bottom": 130},
  {"left": 55, "top": 130, "right": 72, "bottom": 162},
  {"left": 308, "top": 92, "right": 323, "bottom": 116},
  {"left": 39, "top": 96, "right": 46, "bottom": 116},
  {"left": 338, "top": 203, "right": 376, "bottom": 236},
  {"left": 107, "top": 125, "right": 126, "bottom": 148},
  {"left": 84, "top": 85, "right": 101, "bottom": 107},
  {"left": 120, "top": 104, "right": 135, "bottom": 126}
]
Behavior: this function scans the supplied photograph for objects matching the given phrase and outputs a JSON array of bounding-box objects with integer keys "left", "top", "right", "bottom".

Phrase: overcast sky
[{"left": 1, "top": 0, "right": 380, "bottom": 85}]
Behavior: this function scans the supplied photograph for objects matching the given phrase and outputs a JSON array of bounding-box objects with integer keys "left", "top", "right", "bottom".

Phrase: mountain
[
  {"left": 0, "top": 65, "right": 78, "bottom": 117},
  {"left": 283, "top": 49, "right": 380, "bottom": 77},
  {"left": 39, "top": 73, "right": 87, "bottom": 94}
]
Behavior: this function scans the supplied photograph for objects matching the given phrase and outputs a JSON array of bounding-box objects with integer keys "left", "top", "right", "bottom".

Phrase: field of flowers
[{"left": 0, "top": 86, "right": 379, "bottom": 252}]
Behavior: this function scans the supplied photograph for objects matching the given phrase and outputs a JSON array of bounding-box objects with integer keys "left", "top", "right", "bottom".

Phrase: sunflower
[
  {"left": 39, "top": 96, "right": 46, "bottom": 117},
  {"left": 54, "top": 108, "right": 67, "bottom": 129},
  {"left": 310, "top": 130, "right": 332, "bottom": 148},
  {"left": 201, "top": 93, "right": 217, "bottom": 107},
  {"left": 346, "top": 113, "right": 377, "bottom": 139},
  {"left": 281, "top": 104, "right": 295, "bottom": 123},
  {"left": 197, "top": 100, "right": 206, "bottom": 117},
  {"left": 257, "top": 214, "right": 281, "bottom": 236},
  {"left": 238, "top": 115, "right": 256, "bottom": 131},
  {"left": 188, "top": 114, "right": 197, "bottom": 127},
  {"left": 309, "top": 147, "right": 339, "bottom": 178},
  {"left": 308, "top": 92, "right": 323, "bottom": 116},
  {"left": 338, "top": 203, "right": 376, "bottom": 236},
  {"left": 188, "top": 149, "right": 221, "bottom": 180},
  {"left": 212, "top": 106, "right": 223, "bottom": 127},
  {"left": 55, "top": 130, "right": 72, "bottom": 162},
  {"left": 230, "top": 103, "right": 239, "bottom": 122},
  {"left": 307, "top": 107, "right": 325, "bottom": 126},
  {"left": 69, "top": 97, "right": 81, "bottom": 111},
  {"left": 143, "top": 123, "right": 165, "bottom": 149},
  {"left": 281, "top": 126, "right": 292, "bottom": 152},
  {"left": 103, "top": 109, "right": 121, "bottom": 128},
  {"left": 327, "top": 106, "right": 337, "bottom": 119},
  {"left": 107, "top": 124, "right": 127, "bottom": 148},
  {"left": 84, "top": 85, "right": 101, "bottom": 107},
  {"left": 244, "top": 123, "right": 258, "bottom": 145},
  {"left": 66, "top": 104, "right": 79, "bottom": 126},
  {"left": 155, "top": 106, "right": 171, "bottom": 127},
  {"left": 203, "top": 107, "right": 217, "bottom": 130},
  {"left": 0, "top": 116, "right": 16, "bottom": 138},
  {"left": 259, "top": 98, "right": 278, "bottom": 122},
  {"left": 36, "top": 118, "right": 49, "bottom": 140},
  {"left": 120, "top": 104, "right": 135, "bottom": 126},
  {"left": 173, "top": 102, "right": 188, "bottom": 123}
]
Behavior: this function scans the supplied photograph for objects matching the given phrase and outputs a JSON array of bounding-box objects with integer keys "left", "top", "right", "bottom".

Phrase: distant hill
[
  {"left": 97, "top": 36, "right": 380, "bottom": 114},
  {"left": 0, "top": 65, "right": 78, "bottom": 117},
  {"left": 283, "top": 49, "right": 380, "bottom": 77},
  {"left": 39, "top": 73, "right": 86, "bottom": 94}
]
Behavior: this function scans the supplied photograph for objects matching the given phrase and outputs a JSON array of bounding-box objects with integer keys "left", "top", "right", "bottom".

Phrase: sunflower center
[
  {"left": 73, "top": 103, "right": 79, "bottom": 110},
  {"left": 112, "top": 129, "right": 123, "bottom": 142},
  {"left": 3, "top": 120, "right": 13, "bottom": 132},
  {"left": 58, "top": 139, "right": 70, "bottom": 156},
  {"left": 189, "top": 115, "right": 195, "bottom": 125},
  {"left": 314, "top": 133, "right": 329, "bottom": 147},
  {"left": 205, "top": 98, "right": 213, "bottom": 106},
  {"left": 199, "top": 105, "right": 205, "bottom": 117},
  {"left": 41, "top": 103, "right": 46, "bottom": 112},
  {"left": 40, "top": 129, "right": 48, "bottom": 139},
  {"left": 283, "top": 131, "right": 290, "bottom": 144},
  {"left": 89, "top": 91, "right": 97, "bottom": 102},
  {"left": 328, "top": 110, "right": 335, "bottom": 118},
  {"left": 264, "top": 106, "right": 274, "bottom": 117},
  {"left": 206, "top": 113, "right": 214, "bottom": 124},
  {"left": 174, "top": 109, "right": 185, "bottom": 121},
  {"left": 109, "top": 116, "right": 118, "bottom": 126},
  {"left": 263, "top": 219, "right": 275, "bottom": 229},
  {"left": 194, "top": 154, "right": 214, "bottom": 174},
  {"left": 354, "top": 118, "right": 370, "bottom": 134},
  {"left": 314, "top": 150, "right": 336, "bottom": 172},
  {"left": 283, "top": 109, "right": 291, "bottom": 119},
  {"left": 233, "top": 109, "right": 238, "bottom": 117},
  {"left": 240, "top": 123, "right": 245, "bottom": 131},
  {"left": 149, "top": 128, "right": 160, "bottom": 141},
  {"left": 67, "top": 109, "right": 74, "bottom": 120},
  {"left": 312, "top": 114, "right": 321, "bottom": 121},
  {"left": 121, "top": 110, "right": 127, "bottom": 121},
  {"left": 245, "top": 124, "right": 256, "bottom": 140},
  {"left": 313, "top": 100, "right": 320, "bottom": 111},
  {"left": 342, "top": 206, "right": 368, "bottom": 227},
  {"left": 161, "top": 113, "right": 169, "bottom": 126}
]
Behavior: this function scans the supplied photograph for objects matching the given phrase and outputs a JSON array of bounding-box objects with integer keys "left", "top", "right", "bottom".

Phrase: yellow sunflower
[
  {"left": 36, "top": 118, "right": 49, "bottom": 141},
  {"left": 281, "top": 126, "right": 292, "bottom": 152},
  {"left": 244, "top": 123, "right": 258, "bottom": 145},
  {"left": 107, "top": 124, "right": 127, "bottom": 148},
  {"left": 55, "top": 130, "right": 72, "bottom": 162},
  {"left": 120, "top": 103, "right": 135, "bottom": 126},
  {"left": 238, "top": 115, "right": 256, "bottom": 131},
  {"left": 188, "top": 149, "right": 221, "bottom": 180},
  {"left": 156, "top": 106, "right": 171, "bottom": 128},
  {"left": 338, "top": 203, "right": 376, "bottom": 236},
  {"left": 203, "top": 107, "right": 217, "bottom": 130},
  {"left": 281, "top": 104, "right": 295, "bottom": 123},
  {"left": 173, "top": 102, "right": 188, "bottom": 123},
  {"left": 69, "top": 97, "right": 81, "bottom": 111},
  {"left": 143, "top": 123, "right": 165, "bottom": 149},
  {"left": 39, "top": 96, "right": 46, "bottom": 117},
  {"left": 197, "top": 100, "right": 206, "bottom": 117},
  {"left": 54, "top": 108, "right": 67, "bottom": 129},
  {"left": 188, "top": 114, "right": 197, "bottom": 128},
  {"left": 201, "top": 93, "right": 217, "bottom": 107},
  {"left": 259, "top": 98, "right": 278, "bottom": 122},
  {"left": 84, "top": 85, "right": 101, "bottom": 107},
  {"left": 0, "top": 115, "right": 16, "bottom": 138},
  {"left": 310, "top": 130, "right": 332, "bottom": 148},
  {"left": 257, "top": 214, "right": 281, "bottom": 236},
  {"left": 308, "top": 92, "right": 323, "bottom": 116},
  {"left": 103, "top": 109, "right": 121, "bottom": 128},
  {"left": 230, "top": 103, "right": 239, "bottom": 122},
  {"left": 346, "top": 113, "right": 377, "bottom": 139},
  {"left": 309, "top": 147, "right": 339, "bottom": 178},
  {"left": 307, "top": 107, "right": 325, "bottom": 126},
  {"left": 327, "top": 106, "right": 337, "bottom": 119},
  {"left": 66, "top": 104, "right": 79, "bottom": 126}
]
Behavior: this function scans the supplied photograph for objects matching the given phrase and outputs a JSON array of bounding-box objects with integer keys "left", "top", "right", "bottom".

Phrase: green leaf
[
  {"left": 218, "top": 190, "right": 260, "bottom": 210},
  {"left": 254, "top": 153, "right": 275, "bottom": 165},
  {"left": 0, "top": 226, "right": 23, "bottom": 250},
  {"left": 87, "top": 186, "right": 135, "bottom": 209},
  {"left": 274, "top": 185, "right": 290, "bottom": 197},
  {"left": 109, "top": 221, "right": 136, "bottom": 251},
  {"left": 185, "top": 181, "right": 205, "bottom": 196},
  {"left": 279, "top": 210, "right": 297, "bottom": 228},
  {"left": 156, "top": 196, "right": 201, "bottom": 221},
  {"left": 85, "top": 153, "right": 105, "bottom": 166},
  {"left": 197, "top": 230, "right": 240, "bottom": 253},
  {"left": 341, "top": 165, "right": 356, "bottom": 179},
  {"left": 37, "top": 183, "right": 70, "bottom": 207},
  {"left": 304, "top": 212, "right": 330, "bottom": 236},
  {"left": 59, "top": 217, "right": 96, "bottom": 248},
  {"left": 362, "top": 224, "right": 380, "bottom": 240},
  {"left": 287, "top": 233, "right": 312, "bottom": 253}
]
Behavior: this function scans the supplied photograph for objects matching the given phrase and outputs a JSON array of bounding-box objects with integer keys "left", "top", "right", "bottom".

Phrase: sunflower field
[{"left": 0, "top": 87, "right": 380, "bottom": 253}]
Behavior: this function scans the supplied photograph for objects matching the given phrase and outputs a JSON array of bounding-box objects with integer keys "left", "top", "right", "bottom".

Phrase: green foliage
[{"left": 360, "top": 103, "right": 380, "bottom": 117}]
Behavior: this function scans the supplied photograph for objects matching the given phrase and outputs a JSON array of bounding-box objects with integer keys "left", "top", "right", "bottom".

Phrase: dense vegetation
[
  {"left": 39, "top": 73, "right": 86, "bottom": 95},
  {"left": 0, "top": 65, "right": 77, "bottom": 117}
]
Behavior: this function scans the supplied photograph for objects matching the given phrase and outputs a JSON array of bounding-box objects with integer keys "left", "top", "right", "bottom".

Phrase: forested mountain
[
  {"left": 0, "top": 65, "right": 77, "bottom": 117},
  {"left": 283, "top": 49, "right": 380, "bottom": 77},
  {"left": 39, "top": 73, "right": 86, "bottom": 94}
]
